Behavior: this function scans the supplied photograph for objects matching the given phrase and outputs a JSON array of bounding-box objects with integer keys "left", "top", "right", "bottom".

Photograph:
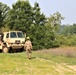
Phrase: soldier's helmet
[{"left": 26, "top": 37, "right": 30, "bottom": 40}]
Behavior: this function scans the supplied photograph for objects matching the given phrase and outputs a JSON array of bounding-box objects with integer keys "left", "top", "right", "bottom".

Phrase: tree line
[{"left": 0, "top": 0, "right": 76, "bottom": 50}]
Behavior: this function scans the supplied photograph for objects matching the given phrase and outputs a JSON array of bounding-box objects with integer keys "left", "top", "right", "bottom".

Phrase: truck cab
[{"left": 0, "top": 31, "right": 26, "bottom": 53}]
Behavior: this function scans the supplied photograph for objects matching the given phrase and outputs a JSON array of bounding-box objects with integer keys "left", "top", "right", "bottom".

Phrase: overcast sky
[{"left": 0, "top": 0, "right": 76, "bottom": 25}]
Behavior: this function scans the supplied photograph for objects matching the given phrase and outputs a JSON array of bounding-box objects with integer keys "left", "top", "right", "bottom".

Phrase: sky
[{"left": 0, "top": 0, "right": 76, "bottom": 25}]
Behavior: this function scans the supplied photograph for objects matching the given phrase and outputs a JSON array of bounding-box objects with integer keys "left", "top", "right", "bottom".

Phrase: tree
[
  {"left": 0, "top": 2, "right": 10, "bottom": 29},
  {"left": 70, "top": 23, "right": 76, "bottom": 34},
  {"left": 60, "top": 24, "right": 76, "bottom": 36},
  {"left": 33, "top": 2, "right": 46, "bottom": 26},
  {"left": 47, "top": 12, "right": 64, "bottom": 32},
  {"left": 7, "top": 0, "right": 33, "bottom": 32}
]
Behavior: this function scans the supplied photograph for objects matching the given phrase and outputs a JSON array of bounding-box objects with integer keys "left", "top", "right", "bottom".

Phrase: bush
[
  {"left": 57, "top": 35, "right": 76, "bottom": 47},
  {"left": 27, "top": 25, "right": 60, "bottom": 50}
]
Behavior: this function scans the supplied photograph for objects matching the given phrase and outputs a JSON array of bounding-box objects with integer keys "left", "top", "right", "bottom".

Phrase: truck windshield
[
  {"left": 10, "top": 32, "right": 17, "bottom": 38},
  {"left": 17, "top": 32, "right": 24, "bottom": 38},
  {"left": 10, "top": 32, "right": 24, "bottom": 38}
]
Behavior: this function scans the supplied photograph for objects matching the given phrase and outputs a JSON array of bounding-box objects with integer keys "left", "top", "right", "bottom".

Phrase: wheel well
[{"left": 3, "top": 42, "right": 7, "bottom": 46}]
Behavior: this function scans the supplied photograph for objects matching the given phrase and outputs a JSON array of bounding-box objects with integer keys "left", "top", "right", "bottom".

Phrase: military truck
[{"left": 0, "top": 31, "right": 26, "bottom": 53}]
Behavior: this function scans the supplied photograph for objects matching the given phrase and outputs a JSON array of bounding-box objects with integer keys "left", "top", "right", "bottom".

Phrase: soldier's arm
[
  {"left": 24, "top": 42, "right": 27, "bottom": 48},
  {"left": 30, "top": 41, "right": 33, "bottom": 49}
]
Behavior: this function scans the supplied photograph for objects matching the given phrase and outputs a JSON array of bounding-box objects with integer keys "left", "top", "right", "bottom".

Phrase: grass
[{"left": 0, "top": 47, "right": 76, "bottom": 75}]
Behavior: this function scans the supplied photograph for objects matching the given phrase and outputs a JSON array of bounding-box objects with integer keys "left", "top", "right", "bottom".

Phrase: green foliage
[
  {"left": 27, "top": 24, "right": 59, "bottom": 50},
  {"left": 47, "top": 12, "right": 64, "bottom": 32},
  {"left": 0, "top": 2, "right": 10, "bottom": 28},
  {"left": 7, "top": 0, "right": 33, "bottom": 32},
  {"left": 1, "top": 0, "right": 76, "bottom": 50},
  {"left": 56, "top": 34, "right": 76, "bottom": 46},
  {"left": 70, "top": 24, "right": 76, "bottom": 34},
  {"left": 60, "top": 24, "right": 76, "bottom": 35},
  {"left": 33, "top": 2, "right": 46, "bottom": 26},
  {"left": 57, "top": 24, "right": 76, "bottom": 47}
]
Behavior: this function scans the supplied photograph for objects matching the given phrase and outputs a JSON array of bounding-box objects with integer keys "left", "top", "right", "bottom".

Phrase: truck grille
[{"left": 15, "top": 40, "right": 20, "bottom": 44}]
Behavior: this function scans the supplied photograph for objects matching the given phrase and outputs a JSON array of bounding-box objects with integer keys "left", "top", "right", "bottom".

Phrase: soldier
[{"left": 24, "top": 37, "right": 33, "bottom": 59}]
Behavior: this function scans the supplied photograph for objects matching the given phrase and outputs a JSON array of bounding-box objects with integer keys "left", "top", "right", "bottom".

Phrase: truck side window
[{"left": 6, "top": 33, "right": 9, "bottom": 38}]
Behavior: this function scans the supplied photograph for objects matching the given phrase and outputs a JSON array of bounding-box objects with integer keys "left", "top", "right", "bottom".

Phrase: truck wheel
[{"left": 3, "top": 47, "right": 8, "bottom": 53}]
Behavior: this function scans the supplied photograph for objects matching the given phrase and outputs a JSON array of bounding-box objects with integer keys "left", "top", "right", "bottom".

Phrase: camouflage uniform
[{"left": 24, "top": 37, "right": 32, "bottom": 59}]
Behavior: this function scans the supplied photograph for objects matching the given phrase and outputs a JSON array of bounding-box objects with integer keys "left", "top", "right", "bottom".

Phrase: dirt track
[{"left": 36, "top": 57, "right": 76, "bottom": 75}]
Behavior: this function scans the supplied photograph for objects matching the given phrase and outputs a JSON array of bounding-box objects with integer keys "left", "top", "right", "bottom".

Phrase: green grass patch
[
  {"left": 0, "top": 49, "right": 76, "bottom": 75},
  {"left": 33, "top": 50, "right": 76, "bottom": 65}
]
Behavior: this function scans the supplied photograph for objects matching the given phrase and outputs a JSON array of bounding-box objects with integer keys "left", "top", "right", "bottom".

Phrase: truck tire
[{"left": 3, "top": 47, "right": 8, "bottom": 53}]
